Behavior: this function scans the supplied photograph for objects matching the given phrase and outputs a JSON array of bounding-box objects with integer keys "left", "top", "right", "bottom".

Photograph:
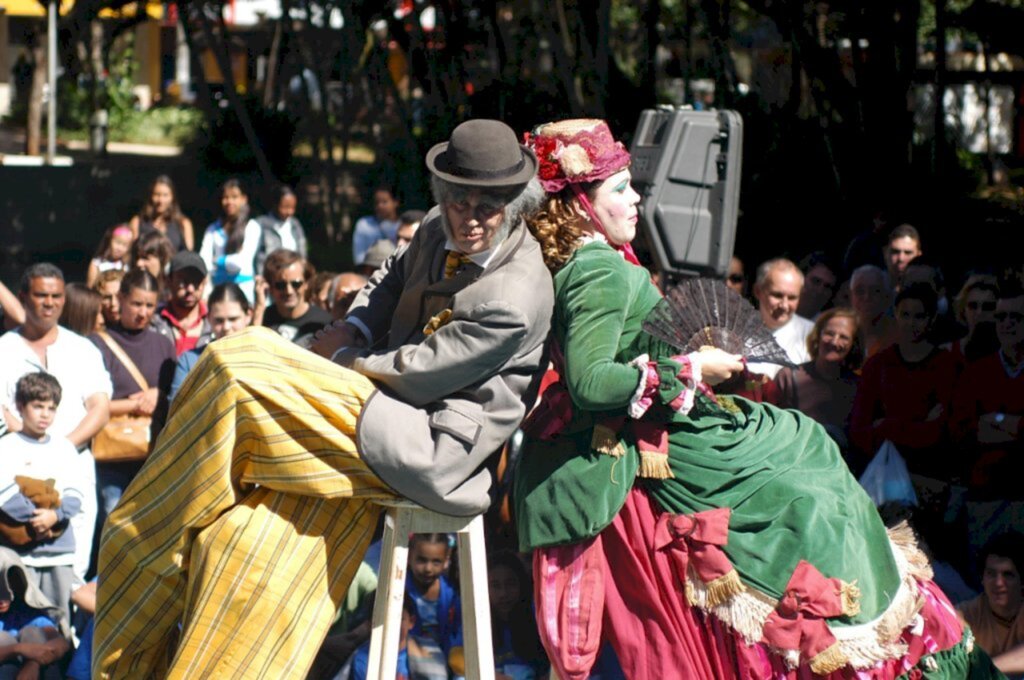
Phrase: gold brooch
[{"left": 423, "top": 308, "right": 454, "bottom": 336}]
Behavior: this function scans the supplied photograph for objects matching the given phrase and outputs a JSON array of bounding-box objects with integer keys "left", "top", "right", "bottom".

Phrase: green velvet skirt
[{"left": 514, "top": 394, "right": 902, "bottom": 626}]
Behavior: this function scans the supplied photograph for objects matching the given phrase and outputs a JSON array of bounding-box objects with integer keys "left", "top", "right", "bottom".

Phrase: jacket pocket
[{"left": 429, "top": 405, "right": 483, "bottom": 446}]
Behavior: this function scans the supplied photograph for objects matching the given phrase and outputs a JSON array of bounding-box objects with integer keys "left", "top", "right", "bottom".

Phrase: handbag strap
[{"left": 96, "top": 331, "right": 150, "bottom": 392}]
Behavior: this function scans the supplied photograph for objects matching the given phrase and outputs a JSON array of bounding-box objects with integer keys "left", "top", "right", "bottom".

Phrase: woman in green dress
[{"left": 513, "top": 119, "right": 996, "bottom": 680}]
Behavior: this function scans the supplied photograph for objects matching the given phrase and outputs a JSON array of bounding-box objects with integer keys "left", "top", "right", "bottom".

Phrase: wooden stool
[{"left": 366, "top": 499, "right": 495, "bottom": 680}]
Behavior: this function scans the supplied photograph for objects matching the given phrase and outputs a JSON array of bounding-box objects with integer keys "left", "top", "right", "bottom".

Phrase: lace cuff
[
  {"left": 653, "top": 354, "right": 702, "bottom": 416},
  {"left": 628, "top": 354, "right": 661, "bottom": 419}
]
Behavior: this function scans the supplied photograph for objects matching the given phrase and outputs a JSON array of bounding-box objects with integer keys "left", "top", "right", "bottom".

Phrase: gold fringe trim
[
  {"left": 591, "top": 425, "right": 625, "bottom": 457},
  {"left": 703, "top": 569, "right": 745, "bottom": 607},
  {"left": 683, "top": 530, "right": 935, "bottom": 670},
  {"left": 887, "top": 521, "right": 934, "bottom": 581},
  {"left": 840, "top": 579, "right": 861, "bottom": 617},
  {"left": 809, "top": 641, "right": 849, "bottom": 675},
  {"left": 638, "top": 450, "right": 674, "bottom": 479},
  {"left": 686, "top": 564, "right": 777, "bottom": 645}
]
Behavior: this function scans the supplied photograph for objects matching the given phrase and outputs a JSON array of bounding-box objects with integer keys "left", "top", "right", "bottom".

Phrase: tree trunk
[{"left": 26, "top": 33, "right": 45, "bottom": 156}]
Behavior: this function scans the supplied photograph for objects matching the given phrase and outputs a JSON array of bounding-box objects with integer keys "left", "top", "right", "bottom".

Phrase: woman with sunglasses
[
  {"left": 951, "top": 274, "right": 1000, "bottom": 365},
  {"left": 257, "top": 248, "right": 331, "bottom": 345}
]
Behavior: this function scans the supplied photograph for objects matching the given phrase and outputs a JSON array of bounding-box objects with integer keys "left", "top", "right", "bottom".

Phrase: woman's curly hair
[{"left": 525, "top": 185, "right": 596, "bottom": 273}]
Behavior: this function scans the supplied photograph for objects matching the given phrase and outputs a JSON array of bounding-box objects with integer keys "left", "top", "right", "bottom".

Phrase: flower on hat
[
  {"left": 530, "top": 135, "right": 563, "bottom": 181},
  {"left": 524, "top": 119, "right": 631, "bottom": 193},
  {"left": 559, "top": 144, "right": 594, "bottom": 177}
]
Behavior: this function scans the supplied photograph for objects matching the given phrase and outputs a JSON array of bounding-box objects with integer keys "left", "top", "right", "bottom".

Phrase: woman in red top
[{"left": 850, "top": 282, "right": 958, "bottom": 479}]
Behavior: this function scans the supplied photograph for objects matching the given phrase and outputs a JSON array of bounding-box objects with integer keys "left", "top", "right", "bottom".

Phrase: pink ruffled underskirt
[{"left": 534, "top": 488, "right": 965, "bottom": 680}]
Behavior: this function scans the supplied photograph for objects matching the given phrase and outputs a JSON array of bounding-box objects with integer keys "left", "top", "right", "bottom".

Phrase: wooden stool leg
[
  {"left": 367, "top": 507, "right": 413, "bottom": 680},
  {"left": 457, "top": 515, "right": 495, "bottom": 680}
]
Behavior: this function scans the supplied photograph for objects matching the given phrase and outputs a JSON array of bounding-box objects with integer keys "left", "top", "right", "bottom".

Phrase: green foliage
[{"left": 105, "top": 35, "right": 140, "bottom": 130}]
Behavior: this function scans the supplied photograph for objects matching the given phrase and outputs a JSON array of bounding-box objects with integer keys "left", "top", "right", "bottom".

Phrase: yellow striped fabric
[{"left": 94, "top": 327, "right": 397, "bottom": 679}]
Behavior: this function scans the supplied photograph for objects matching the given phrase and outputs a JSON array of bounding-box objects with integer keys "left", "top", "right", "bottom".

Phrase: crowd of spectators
[{"left": 0, "top": 174, "right": 1022, "bottom": 678}]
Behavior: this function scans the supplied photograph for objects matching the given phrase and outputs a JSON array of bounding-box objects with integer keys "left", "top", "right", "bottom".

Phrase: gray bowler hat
[{"left": 425, "top": 119, "right": 538, "bottom": 187}]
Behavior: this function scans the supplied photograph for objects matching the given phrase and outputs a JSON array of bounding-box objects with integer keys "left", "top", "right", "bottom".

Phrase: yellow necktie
[{"left": 444, "top": 251, "right": 472, "bottom": 279}]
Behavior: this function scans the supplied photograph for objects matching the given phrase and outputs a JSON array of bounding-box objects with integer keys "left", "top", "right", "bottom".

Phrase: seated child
[
  {"left": 406, "top": 533, "right": 463, "bottom": 679},
  {"left": 349, "top": 594, "right": 416, "bottom": 680},
  {"left": 0, "top": 548, "right": 70, "bottom": 679},
  {"left": 0, "top": 372, "right": 85, "bottom": 624},
  {"left": 487, "top": 551, "right": 548, "bottom": 680}
]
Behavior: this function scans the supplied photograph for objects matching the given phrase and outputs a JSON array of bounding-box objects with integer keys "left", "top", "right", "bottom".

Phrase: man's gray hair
[
  {"left": 20, "top": 262, "right": 65, "bottom": 293},
  {"left": 754, "top": 257, "right": 802, "bottom": 291},
  {"left": 850, "top": 264, "right": 890, "bottom": 291},
  {"left": 430, "top": 176, "right": 544, "bottom": 247}
]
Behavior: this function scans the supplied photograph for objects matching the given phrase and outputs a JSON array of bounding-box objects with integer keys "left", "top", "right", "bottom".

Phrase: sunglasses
[
  {"left": 273, "top": 279, "right": 305, "bottom": 292},
  {"left": 967, "top": 301, "right": 996, "bottom": 312},
  {"left": 994, "top": 312, "right": 1024, "bottom": 323}
]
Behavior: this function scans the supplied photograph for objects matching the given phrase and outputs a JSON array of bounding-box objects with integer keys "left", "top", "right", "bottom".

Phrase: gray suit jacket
[{"left": 340, "top": 209, "right": 553, "bottom": 515}]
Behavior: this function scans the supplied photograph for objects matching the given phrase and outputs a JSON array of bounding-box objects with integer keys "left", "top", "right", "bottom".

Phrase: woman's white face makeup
[{"left": 588, "top": 169, "right": 641, "bottom": 246}]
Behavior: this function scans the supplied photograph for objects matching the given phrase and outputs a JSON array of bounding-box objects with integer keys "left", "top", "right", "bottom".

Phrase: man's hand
[
  {"left": 13, "top": 640, "right": 65, "bottom": 666},
  {"left": 29, "top": 508, "right": 58, "bottom": 533},
  {"left": 309, "top": 321, "right": 363, "bottom": 359}
]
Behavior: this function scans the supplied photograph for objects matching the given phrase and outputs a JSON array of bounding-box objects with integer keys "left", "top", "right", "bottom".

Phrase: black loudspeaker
[{"left": 629, "top": 109, "right": 743, "bottom": 279}]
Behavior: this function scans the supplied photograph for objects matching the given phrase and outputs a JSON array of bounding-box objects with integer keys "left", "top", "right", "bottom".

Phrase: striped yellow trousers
[{"left": 94, "top": 328, "right": 397, "bottom": 679}]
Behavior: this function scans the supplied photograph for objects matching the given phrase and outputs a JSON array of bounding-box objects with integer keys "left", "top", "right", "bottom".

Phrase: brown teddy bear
[{"left": 0, "top": 476, "right": 62, "bottom": 548}]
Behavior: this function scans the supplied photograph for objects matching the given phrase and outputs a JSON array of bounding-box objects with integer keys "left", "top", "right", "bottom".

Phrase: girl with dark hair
[
  {"left": 513, "top": 120, "right": 990, "bottom": 680},
  {"left": 59, "top": 283, "right": 103, "bottom": 336},
  {"left": 89, "top": 269, "right": 176, "bottom": 518},
  {"left": 487, "top": 551, "right": 548, "bottom": 679},
  {"left": 353, "top": 186, "right": 400, "bottom": 265},
  {"left": 199, "top": 179, "right": 262, "bottom": 303},
  {"left": 130, "top": 231, "right": 173, "bottom": 299},
  {"left": 169, "top": 282, "right": 253, "bottom": 401},
  {"left": 129, "top": 175, "right": 195, "bottom": 252},
  {"left": 86, "top": 224, "right": 132, "bottom": 287},
  {"left": 255, "top": 184, "right": 308, "bottom": 276}
]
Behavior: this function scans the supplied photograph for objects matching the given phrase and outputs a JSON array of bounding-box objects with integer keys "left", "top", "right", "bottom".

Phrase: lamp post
[{"left": 45, "top": 0, "right": 56, "bottom": 164}]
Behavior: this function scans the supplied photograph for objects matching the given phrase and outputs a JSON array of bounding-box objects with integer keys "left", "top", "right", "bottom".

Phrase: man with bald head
[
  {"left": 330, "top": 272, "right": 369, "bottom": 319},
  {"left": 749, "top": 258, "right": 814, "bottom": 378}
]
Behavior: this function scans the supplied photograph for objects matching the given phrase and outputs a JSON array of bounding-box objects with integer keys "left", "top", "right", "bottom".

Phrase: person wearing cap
[
  {"left": 512, "top": 120, "right": 990, "bottom": 680},
  {"left": 150, "top": 250, "right": 213, "bottom": 356},
  {"left": 356, "top": 238, "right": 396, "bottom": 277},
  {"left": 0, "top": 548, "right": 71, "bottom": 677},
  {"left": 94, "top": 119, "right": 552, "bottom": 679}
]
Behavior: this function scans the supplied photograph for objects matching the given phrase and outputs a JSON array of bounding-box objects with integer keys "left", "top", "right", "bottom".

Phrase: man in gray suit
[
  {"left": 312, "top": 117, "right": 553, "bottom": 515},
  {"left": 95, "top": 119, "right": 553, "bottom": 679}
]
